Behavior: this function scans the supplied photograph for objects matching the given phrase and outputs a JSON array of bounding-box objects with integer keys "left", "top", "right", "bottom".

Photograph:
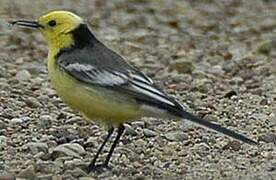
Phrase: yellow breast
[{"left": 47, "top": 54, "right": 141, "bottom": 127}]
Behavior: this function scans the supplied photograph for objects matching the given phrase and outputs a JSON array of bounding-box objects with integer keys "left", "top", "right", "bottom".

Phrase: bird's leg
[
  {"left": 103, "top": 124, "right": 125, "bottom": 167},
  {"left": 88, "top": 126, "right": 114, "bottom": 172}
]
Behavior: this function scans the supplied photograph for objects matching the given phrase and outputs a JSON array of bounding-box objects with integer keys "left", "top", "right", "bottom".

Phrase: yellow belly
[{"left": 47, "top": 57, "right": 141, "bottom": 127}]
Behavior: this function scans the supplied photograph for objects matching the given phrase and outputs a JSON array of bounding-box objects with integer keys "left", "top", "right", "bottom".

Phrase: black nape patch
[{"left": 71, "top": 24, "right": 98, "bottom": 48}]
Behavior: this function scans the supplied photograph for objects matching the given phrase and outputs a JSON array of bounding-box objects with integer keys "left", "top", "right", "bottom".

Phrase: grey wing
[{"left": 57, "top": 49, "right": 183, "bottom": 115}]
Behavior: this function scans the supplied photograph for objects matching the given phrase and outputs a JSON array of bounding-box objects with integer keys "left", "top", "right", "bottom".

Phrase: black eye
[{"left": 48, "top": 20, "right": 56, "bottom": 27}]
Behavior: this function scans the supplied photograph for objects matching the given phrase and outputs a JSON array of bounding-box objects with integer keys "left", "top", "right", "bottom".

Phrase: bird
[{"left": 9, "top": 10, "right": 258, "bottom": 172}]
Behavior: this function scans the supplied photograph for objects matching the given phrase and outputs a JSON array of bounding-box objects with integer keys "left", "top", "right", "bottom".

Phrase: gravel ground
[{"left": 0, "top": 0, "right": 276, "bottom": 179}]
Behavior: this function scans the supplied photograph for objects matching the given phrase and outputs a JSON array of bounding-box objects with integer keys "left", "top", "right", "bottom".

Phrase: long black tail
[{"left": 180, "top": 110, "right": 258, "bottom": 145}]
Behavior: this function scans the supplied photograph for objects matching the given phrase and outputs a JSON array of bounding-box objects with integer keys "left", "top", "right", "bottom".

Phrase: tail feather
[{"left": 181, "top": 111, "right": 258, "bottom": 145}]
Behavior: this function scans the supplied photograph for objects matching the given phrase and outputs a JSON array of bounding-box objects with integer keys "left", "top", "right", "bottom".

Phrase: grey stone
[
  {"left": 25, "top": 142, "right": 48, "bottom": 154},
  {"left": 143, "top": 128, "right": 157, "bottom": 138},
  {"left": 164, "top": 131, "right": 189, "bottom": 142},
  {"left": 25, "top": 97, "right": 42, "bottom": 108},
  {"left": 168, "top": 59, "right": 194, "bottom": 74},
  {"left": 84, "top": 137, "right": 97, "bottom": 148},
  {"left": 51, "top": 143, "right": 86, "bottom": 159},
  {"left": 0, "top": 136, "right": 8, "bottom": 149},
  {"left": 36, "top": 174, "right": 53, "bottom": 180},
  {"left": 124, "top": 124, "right": 138, "bottom": 136},
  {"left": 259, "top": 133, "right": 276, "bottom": 144},
  {"left": 10, "top": 118, "right": 23, "bottom": 124},
  {"left": 71, "top": 167, "right": 87, "bottom": 178},
  {"left": 0, "top": 173, "right": 16, "bottom": 180},
  {"left": 39, "top": 115, "right": 53, "bottom": 128},
  {"left": 131, "top": 121, "right": 145, "bottom": 128},
  {"left": 15, "top": 70, "right": 31, "bottom": 81},
  {"left": 17, "top": 165, "right": 36, "bottom": 179},
  {"left": 79, "top": 177, "right": 96, "bottom": 180}
]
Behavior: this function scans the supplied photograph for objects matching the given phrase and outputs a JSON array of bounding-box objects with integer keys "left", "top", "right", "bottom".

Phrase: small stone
[
  {"left": 222, "top": 141, "right": 241, "bottom": 151},
  {"left": 10, "top": 118, "right": 23, "bottom": 124},
  {"left": 25, "top": 142, "right": 48, "bottom": 154},
  {"left": 0, "top": 120, "right": 6, "bottom": 129},
  {"left": 164, "top": 131, "right": 189, "bottom": 142},
  {"left": 51, "top": 143, "right": 86, "bottom": 159},
  {"left": 224, "top": 90, "right": 238, "bottom": 99},
  {"left": 143, "top": 128, "right": 157, "bottom": 138},
  {"left": 35, "top": 174, "right": 53, "bottom": 180},
  {"left": 222, "top": 61, "right": 236, "bottom": 73},
  {"left": 64, "top": 159, "right": 83, "bottom": 169},
  {"left": 84, "top": 137, "right": 97, "bottom": 148},
  {"left": 33, "top": 152, "right": 45, "bottom": 159},
  {"left": 208, "top": 65, "right": 225, "bottom": 76},
  {"left": 0, "top": 135, "right": 8, "bottom": 145},
  {"left": 135, "top": 139, "right": 147, "bottom": 147},
  {"left": 0, "top": 81, "right": 9, "bottom": 90},
  {"left": 124, "top": 124, "right": 138, "bottom": 136},
  {"left": 70, "top": 168, "right": 87, "bottom": 178},
  {"left": 31, "top": 77, "right": 44, "bottom": 85},
  {"left": 259, "top": 99, "right": 269, "bottom": 105},
  {"left": 259, "top": 133, "right": 276, "bottom": 144},
  {"left": 15, "top": 70, "right": 31, "bottom": 81},
  {"left": 35, "top": 160, "right": 59, "bottom": 173},
  {"left": 25, "top": 97, "right": 42, "bottom": 108},
  {"left": 168, "top": 59, "right": 194, "bottom": 74},
  {"left": 53, "top": 175, "right": 63, "bottom": 180},
  {"left": 0, "top": 173, "right": 16, "bottom": 180},
  {"left": 17, "top": 165, "right": 36, "bottom": 179},
  {"left": 79, "top": 177, "right": 96, "bottom": 180},
  {"left": 131, "top": 121, "right": 145, "bottom": 128},
  {"left": 39, "top": 115, "right": 53, "bottom": 128},
  {"left": 257, "top": 40, "right": 272, "bottom": 55}
]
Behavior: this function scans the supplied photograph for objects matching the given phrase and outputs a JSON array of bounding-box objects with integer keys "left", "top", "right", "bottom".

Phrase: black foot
[{"left": 87, "top": 163, "right": 112, "bottom": 173}]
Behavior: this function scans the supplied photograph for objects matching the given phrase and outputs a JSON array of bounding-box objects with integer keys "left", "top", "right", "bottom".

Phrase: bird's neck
[
  {"left": 48, "top": 23, "right": 97, "bottom": 60},
  {"left": 47, "top": 33, "right": 74, "bottom": 60},
  {"left": 71, "top": 23, "right": 98, "bottom": 48}
]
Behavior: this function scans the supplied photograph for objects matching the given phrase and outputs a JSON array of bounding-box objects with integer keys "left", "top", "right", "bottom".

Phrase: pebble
[
  {"left": 51, "top": 143, "right": 86, "bottom": 159},
  {"left": 124, "top": 124, "right": 138, "bottom": 136},
  {"left": 0, "top": 136, "right": 8, "bottom": 150},
  {"left": 259, "top": 133, "right": 276, "bottom": 144},
  {"left": 0, "top": 80, "right": 9, "bottom": 90},
  {"left": 39, "top": 115, "right": 53, "bottom": 128},
  {"left": 25, "top": 97, "right": 42, "bottom": 108},
  {"left": 131, "top": 121, "right": 145, "bottom": 128},
  {"left": 257, "top": 40, "right": 272, "bottom": 55},
  {"left": 70, "top": 168, "right": 87, "bottom": 178},
  {"left": 15, "top": 70, "right": 31, "bottom": 81},
  {"left": 35, "top": 174, "right": 53, "bottom": 180},
  {"left": 79, "top": 177, "right": 97, "bottom": 180},
  {"left": 224, "top": 90, "right": 238, "bottom": 99},
  {"left": 10, "top": 118, "right": 23, "bottom": 124},
  {"left": 64, "top": 159, "right": 83, "bottom": 169},
  {"left": 208, "top": 65, "right": 225, "bottom": 76},
  {"left": 0, "top": 173, "right": 16, "bottom": 180},
  {"left": 0, "top": 120, "right": 6, "bottom": 129},
  {"left": 222, "top": 141, "right": 241, "bottom": 151},
  {"left": 164, "top": 131, "right": 189, "bottom": 142},
  {"left": 84, "top": 137, "right": 97, "bottom": 148},
  {"left": 35, "top": 160, "right": 60, "bottom": 174},
  {"left": 17, "top": 165, "right": 36, "bottom": 179},
  {"left": 143, "top": 128, "right": 158, "bottom": 138},
  {"left": 168, "top": 59, "right": 194, "bottom": 74},
  {"left": 33, "top": 152, "right": 45, "bottom": 159},
  {"left": 25, "top": 142, "right": 48, "bottom": 154}
]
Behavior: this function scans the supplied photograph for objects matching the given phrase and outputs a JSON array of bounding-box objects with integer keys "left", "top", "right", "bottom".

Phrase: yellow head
[
  {"left": 38, "top": 11, "right": 83, "bottom": 43},
  {"left": 10, "top": 10, "right": 85, "bottom": 49}
]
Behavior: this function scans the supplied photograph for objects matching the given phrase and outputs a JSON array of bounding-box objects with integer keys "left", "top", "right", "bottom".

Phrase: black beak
[{"left": 9, "top": 20, "right": 44, "bottom": 29}]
